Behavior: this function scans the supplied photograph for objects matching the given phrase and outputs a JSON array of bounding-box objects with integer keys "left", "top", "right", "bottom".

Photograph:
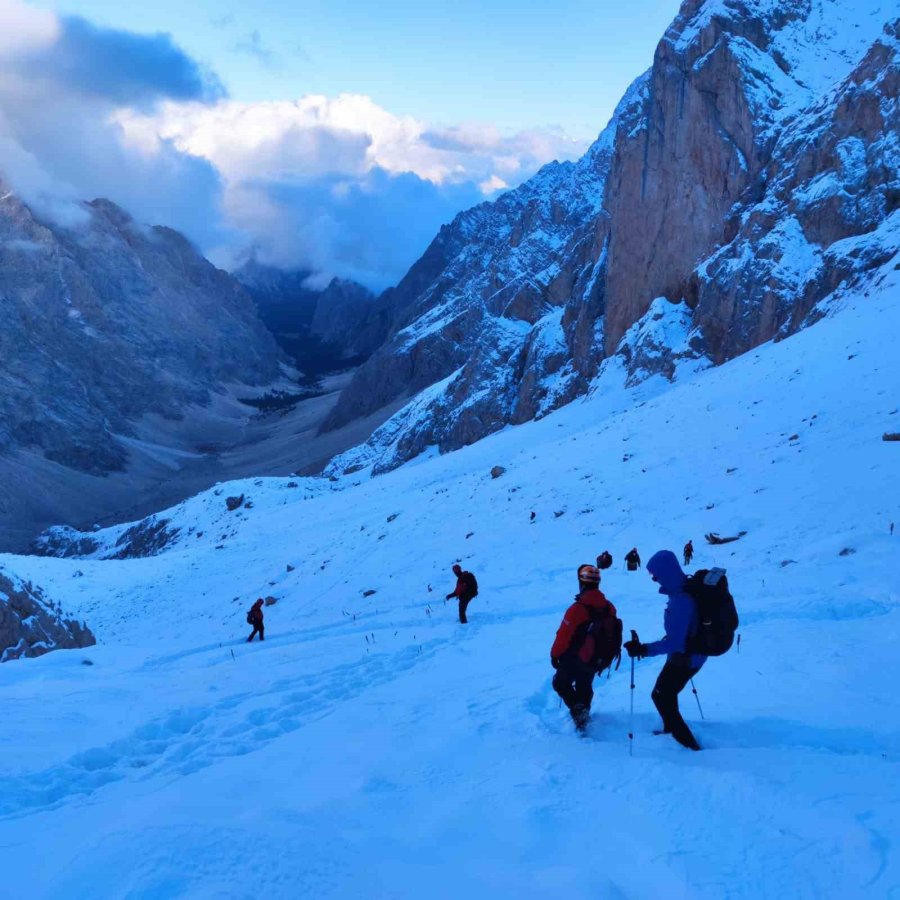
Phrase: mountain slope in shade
[{"left": 323, "top": 0, "right": 899, "bottom": 475}]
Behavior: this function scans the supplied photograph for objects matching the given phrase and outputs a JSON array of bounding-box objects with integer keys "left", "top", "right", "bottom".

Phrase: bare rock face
[
  {"left": 323, "top": 0, "right": 898, "bottom": 477},
  {"left": 0, "top": 571, "right": 95, "bottom": 662},
  {"left": 0, "top": 192, "right": 283, "bottom": 476},
  {"left": 692, "top": 18, "right": 900, "bottom": 361}
]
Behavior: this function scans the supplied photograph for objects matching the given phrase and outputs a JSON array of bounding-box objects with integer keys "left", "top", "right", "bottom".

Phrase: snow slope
[{"left": 0, "top": 263, "right": 898, "bottom": 896}]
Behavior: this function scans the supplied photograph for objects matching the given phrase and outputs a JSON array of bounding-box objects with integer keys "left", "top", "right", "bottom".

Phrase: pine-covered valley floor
[{"left": 1, "top": 270, "right": 898, "bottom": 898}]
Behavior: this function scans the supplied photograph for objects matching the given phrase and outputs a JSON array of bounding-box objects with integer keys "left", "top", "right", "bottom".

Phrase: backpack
[
  {"left": 597, "top": 551, "right": 613, "bottom": 570},
  {"left": 246, "top": 610, "right": 254, "bottom": 625},
  {"left": 685, "top": 568, "right": 739, "bottom": 656},
  {"left": 574, "top": 601, "right": 623, "bottom": 673},
  {"left": 462, "top": 571, "right": 478, "bottom": 598}
]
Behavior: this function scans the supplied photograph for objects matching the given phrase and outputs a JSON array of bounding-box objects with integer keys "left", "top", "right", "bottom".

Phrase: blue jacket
[{"left": 643, "top": 550, "right": 707, "bottom": 669}]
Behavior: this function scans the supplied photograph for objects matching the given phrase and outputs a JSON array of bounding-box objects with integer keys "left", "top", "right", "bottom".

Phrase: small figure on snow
[
  {"left": 550, "top": 564, "right": 622, "bottom": 734},
  {"left": 683, "top": 540, "right": 694, "bottom": 566},
  {"left": 446, "top": 564, "right": 478, "bottom": 624},
  {"left": 625, "top": 548, "right": 641, "bottom": 571},
  {"left": 596, "top": 550, "right": 613, "bottom": 570},
  {"left": 246, "top": 598, "right": 265, "bottom": 642},
  {"left": 623, "top": 551, "right": 706, "bottom": 751}
]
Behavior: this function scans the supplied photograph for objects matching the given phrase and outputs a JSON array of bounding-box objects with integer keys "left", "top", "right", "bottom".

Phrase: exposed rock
[
  {"left": 0, "top": 571, "right": 95, "bottom": 662},
  {"left": 30, "top": 526, "right": 100, "bottom": 559},
  {"left": 322, "top": 0, "right": 899, "bottom": 477},
  {"left": 109, "top": 518, "right": 180, "bottom": 561},
  {"left": 883, "top": 432, "right": 900, "bottom": 441},
  {"left": 264, "top": 596, "right": 278, "bottom": 606},
  {"left": 490, "top": 466, "right": 506, "bottom": 479},
  {"left": 226, "top": 495, "right": 245, "bottom": 512}
]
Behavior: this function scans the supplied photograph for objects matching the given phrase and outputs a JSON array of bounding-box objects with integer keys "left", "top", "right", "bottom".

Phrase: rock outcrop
[
  {"left": 324, "top": 0, "right": 899, "bottom": 475},
  {"left": 0, "top": 571, "right": 95, "bottom": 661}
]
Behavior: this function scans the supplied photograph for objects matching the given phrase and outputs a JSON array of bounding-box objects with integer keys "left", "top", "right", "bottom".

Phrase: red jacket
[
  {"left": 551, "top": 589, "right": 617, "bottom": 659},
  {"left": 448, "top": 571, "right": 476, "bottom": 601},
  {"left": 250, "top": 599, "right": 264, "bottom": 623}
]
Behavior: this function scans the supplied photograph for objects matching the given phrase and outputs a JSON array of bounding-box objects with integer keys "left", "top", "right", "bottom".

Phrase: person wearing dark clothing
[
  {"left": 625, "top": 548, "right": 641, "bottom": 571},
  {"left": 624, "top": 550, "right": 706, "bottom": 751},
  {"left": 550, "top": 564, "right": 620, "bottom": 733},
  {"left": 596, "top": 550, "right": 613, "bottom": 570},
  {"left": 247, "top": 598, "right": 265, "bottom": 642},
  {"left": 683, "top": 540, "right": 694, "bottom": 566},
  {"left": 446, "top": 564, "right": 478, "bottom": 623}
]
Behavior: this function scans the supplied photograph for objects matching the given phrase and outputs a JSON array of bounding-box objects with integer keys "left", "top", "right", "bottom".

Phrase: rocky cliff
[
  {"left": 0, "top": 569, "right": 95, "bottom": 662},
  {"left": 0, "top": 192, "right": 284, "bottom": 475},
  {"left": 323, "top": 0, "right": 899, "bottom": 474}
]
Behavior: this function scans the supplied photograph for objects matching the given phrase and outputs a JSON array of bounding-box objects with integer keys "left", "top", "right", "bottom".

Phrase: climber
[
  {"left": 246, "top": 598, "right": 265, "bottom": 642},
  {"left": 683, "top": 540, "right": 694, "bottom": 566},
  {"left": 625, "top": 548, "right": 641, "bottom": 571},
  {"left": 624, "top": 550, "right": 706, "bottom": 751},
  {"left": 446, "top": 564, "right": 479, "bottom": 624},
  {"left": 596, "top": 550, "right": 613, "bottom": 570},
  {"left": 550, "top": 564, "right": 623, "bottom": 733}
]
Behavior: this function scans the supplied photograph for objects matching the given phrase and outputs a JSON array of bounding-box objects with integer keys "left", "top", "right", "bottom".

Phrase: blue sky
[
  {"left": 33, "top": 0, "right": 676, "bottom": 139},
  {"left": 7, "top": 0, "right": 680, "bottom": 287}
]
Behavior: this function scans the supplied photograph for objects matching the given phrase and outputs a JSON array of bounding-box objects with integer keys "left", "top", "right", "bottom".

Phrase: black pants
[
  {"left": 684, "top": 553, "right": 693, "bottom": 566},
  {"left": 458, "top": 596, "right": 473, "bottom": 624},
  {"left": 553, "top": 663, "right": 594, "bottom": 728},
  {"left": 248, "top": 623, "right": 264, "bottom": 642},
  {"left": 652, "top": 660, "right": 701, "bottom": 749}
]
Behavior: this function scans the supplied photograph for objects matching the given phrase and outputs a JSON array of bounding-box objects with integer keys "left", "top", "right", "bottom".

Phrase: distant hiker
[
  {"left": 550, "top": 564, "right": 623, "bottom": 733},
  {"left": 246, "top": 598, "right": 265, "bottom": 642},
  {"left": 683, "top": 540, "right": 694, "bottom": 566},
  {"left": 446, "top": 564, "right": 478, "bottom": 624},
  {"left": 596, "top": 550, "right": 613, "bottom": 570},
  {"left": 624, "top": 551, "right": 708, "bottom": 750},
  {"left": 625, "top": 548, "right": 641, "bottom": 571}
]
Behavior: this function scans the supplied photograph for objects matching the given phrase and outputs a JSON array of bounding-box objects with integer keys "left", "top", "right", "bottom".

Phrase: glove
[
  {"left": 624, "top": 639, "right": 646, "bottom": 659},
  {"left": 445, "top": 592, "right": 454, "bottom": 600},
  {"left": 551, "top": 656, "right": 560, "bottom": 670}
]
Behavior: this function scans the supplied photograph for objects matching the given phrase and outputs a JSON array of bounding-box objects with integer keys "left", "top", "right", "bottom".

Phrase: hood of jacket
[{"left": 646, "top": 550, "right": 686, "bottom": 595}]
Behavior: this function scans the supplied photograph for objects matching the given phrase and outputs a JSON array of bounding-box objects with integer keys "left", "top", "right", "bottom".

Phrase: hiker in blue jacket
[{"left": 624, "top": 550, "right": 706, "bottom": 750}]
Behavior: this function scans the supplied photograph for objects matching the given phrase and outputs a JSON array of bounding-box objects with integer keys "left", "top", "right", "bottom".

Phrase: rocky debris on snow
[
  {"left": 705, "top": 531, "right": 748, "bottom": 545},
  {"left": 264, "top": 596, "right": 278, "bottom": 606},
  {"left": 490, "top": 466, "right": 506, "bottom": 479},
  {"left": 286, "top": 564, "right": 295, "bottom": 572},
  {"left": 362, "top": 589, "right": 377, "bottom": 598},
  {"left": 839, "top": 547, "right": 857, "bottom": 556},
  {"left": 0, "top": 571, "right": 95, "bottom": 662},
  {"left": 387, "top": 513, "right": 399, "bottom": 522},
  {"left": 882, "top": 432, "right": 900, "bottom": 441},
  {"left": 226, "top": 495, "right": 245, "bottom": 512}
]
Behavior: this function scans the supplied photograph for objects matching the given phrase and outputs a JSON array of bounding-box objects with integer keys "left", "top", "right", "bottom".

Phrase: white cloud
[{"left": 0, "top": 1, "right": 592, "bottom": 288}]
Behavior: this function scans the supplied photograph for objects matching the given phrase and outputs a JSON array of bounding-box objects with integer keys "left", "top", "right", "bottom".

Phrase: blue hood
[{"left": 647, "top": 550, "right": 686, "bottom": 595}]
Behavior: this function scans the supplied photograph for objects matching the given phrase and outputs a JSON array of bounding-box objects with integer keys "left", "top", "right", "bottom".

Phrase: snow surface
[{"left": 1, "top": 268, "right": 899, "bottom": 896}]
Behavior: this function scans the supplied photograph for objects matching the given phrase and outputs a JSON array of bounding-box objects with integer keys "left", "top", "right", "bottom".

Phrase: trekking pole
[
  {"left": 690, "top": 678, "right": 705, "bottom": 720},
  {"left": 628, "top": 630, "right": 637, "bottom": 756}
]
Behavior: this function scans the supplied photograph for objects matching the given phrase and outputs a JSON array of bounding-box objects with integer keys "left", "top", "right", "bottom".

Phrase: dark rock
[
  {"left": 0, "top": 572, "right": 95, "bottom": 662},
  {"left": 226, "top": 495, "right": 245, "bottom": 512},
  {"left": 490, "top": 466, "right": 507, "bottom": 479}
]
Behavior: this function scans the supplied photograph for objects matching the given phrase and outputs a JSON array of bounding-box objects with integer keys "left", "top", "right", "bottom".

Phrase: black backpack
[
  {"left": 573, "top": 601, "right": 623, "bottom": 673},
  {"left": 462, "top": 572, "right": 478, "bottom": 598},
  {"left": 685, "top": 568, "right": 739, "bottom": 656},
  {"left": 246, "top": 610, "right": 254, "bottom": 625}
]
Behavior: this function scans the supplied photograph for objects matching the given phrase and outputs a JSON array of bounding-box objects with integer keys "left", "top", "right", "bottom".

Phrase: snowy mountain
[
  {"left": 235, "top": 261, "right": 382, "bottom": 372},
  {"left": 322, "top": 0, "right": 899, "bottom": 474},
  {"left": 0, "top": 252, "right": 897, "bottom": 894},
  {"left": 0, "top": 191, "right": 291, "bottom": 550}
]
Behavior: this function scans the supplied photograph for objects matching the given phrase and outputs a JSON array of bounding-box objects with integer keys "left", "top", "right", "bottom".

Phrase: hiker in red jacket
[
  {"left": 550, "top": 564, "right": 623, "bottom": 732},
  {"left": 683, "top": 540, "right": 694, "bottom": 566},
  {"left": 446, "top": 564, "right": 478, "bottom": 623},
  {"left": 247, "top": 598, "right": 265, "bottom": 642}
]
